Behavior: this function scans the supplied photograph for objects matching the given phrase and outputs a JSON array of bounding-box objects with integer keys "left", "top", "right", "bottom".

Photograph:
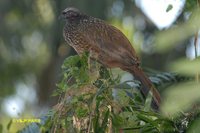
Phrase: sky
[{"left": 135, "top": 0, "right": 185, "bottom": 29}]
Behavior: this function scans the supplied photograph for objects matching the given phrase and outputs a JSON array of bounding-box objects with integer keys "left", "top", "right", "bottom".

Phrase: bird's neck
[
  {"left": 66, "top": 14, "right": 89, "bottom": 25},
  {"left": 66, "top": 19, "right": 79, "bottom": 26}
]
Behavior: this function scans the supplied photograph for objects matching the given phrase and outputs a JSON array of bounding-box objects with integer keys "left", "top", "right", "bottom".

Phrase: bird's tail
[{"left": 126, "top": 67, "right": 161, "bottom": 109}]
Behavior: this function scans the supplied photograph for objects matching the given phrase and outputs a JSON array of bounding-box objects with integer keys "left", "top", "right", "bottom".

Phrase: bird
[{"left": 60, "top": 7, "right": 161, "bottom": 109}]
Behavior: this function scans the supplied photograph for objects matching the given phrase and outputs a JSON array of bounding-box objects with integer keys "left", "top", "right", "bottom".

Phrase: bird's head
[{"left": 60, "top": 7, "right": 83, "bottom": 22}]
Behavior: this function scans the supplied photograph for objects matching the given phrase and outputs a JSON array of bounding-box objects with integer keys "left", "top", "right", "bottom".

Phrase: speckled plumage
[{"left": 61, "top": 7, "right": 161, "bottom": 109}]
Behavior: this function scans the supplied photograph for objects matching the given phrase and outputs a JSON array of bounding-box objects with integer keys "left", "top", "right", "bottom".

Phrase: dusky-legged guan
[{"left": 60, "top": 7, "right": 161, "bottom": 109}]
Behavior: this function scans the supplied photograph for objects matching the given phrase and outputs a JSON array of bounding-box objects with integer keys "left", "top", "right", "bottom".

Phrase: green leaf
[
  {"left": 7, "top": 119, "right": 12, "bottom": 131},
  {"left": 136, "top": 113, "right": 157, "bottom": 127},
  {"left": 154, "top": 118, "right": 176, "bottom": 133},
  {"left": 115, "top": 82, "right": 133, "bottom": 89},
  {"left": 99, "top": 109, "right": 110, "bottom": 132},
  {"left": 185, "top": 0, "right": 198, "bottom": 11},
  {"left": 0, "top": 124, "right": 3, "bottom": 133},
  {"left": 62, "top": 55, "right": 80, "bottom": 69},
  {"left": 187, "top": 115, "right": 200, "bottom": 133},
  {"left": 161, "top": 82, "right": 200, "bottom": 117},
  {"left": 166, "top": 4, "right": 173, "bottom": 12},
  {"left": 141, "top": 125, "right": 157, "bottom": 133},
  {"left": 93, "top": 98, "right": 101, "bottom": 132},
  {"left": 114, "top": 89, "right": 130, "bottom": 106},
  {"left": 169, "top": 58, "right": 200, "bottom": 76},
  {"left": 111, "top": 113, "right": 124, "bottom": 127},
  {"left": 75, "top": 106, "right": 88, "bottom": 118},
  {"left": 144, "top": 92, "right": 153, "bottom": 111}
]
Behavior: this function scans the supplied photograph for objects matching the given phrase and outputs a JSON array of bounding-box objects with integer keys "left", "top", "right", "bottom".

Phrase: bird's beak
[{"left": 58, "top": 14, "right": 65, "bottom": 20}]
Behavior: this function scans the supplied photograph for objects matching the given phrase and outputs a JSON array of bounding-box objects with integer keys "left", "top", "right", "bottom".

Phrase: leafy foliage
[
  {"left": 19, "top": 54, "right": 192, "bottom": 133},
  {"left": 184, "top": 0, "right": 199, "bottom": 11},
  {"left": 17, "top": 52, "right": 199, "bottom": 133}
]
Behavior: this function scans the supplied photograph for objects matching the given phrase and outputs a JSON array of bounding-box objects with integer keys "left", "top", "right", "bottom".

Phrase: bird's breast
[{"left": 63, "top": 26, "right": 92, "bottom": 55}]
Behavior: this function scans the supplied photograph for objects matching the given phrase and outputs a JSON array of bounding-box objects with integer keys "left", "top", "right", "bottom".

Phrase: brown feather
[{"left": 61, "top": 7, "right": 161, "bottom": 109}]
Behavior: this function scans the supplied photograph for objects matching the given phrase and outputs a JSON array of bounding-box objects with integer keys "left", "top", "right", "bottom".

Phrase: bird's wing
[{"left": 81, "top": 21, "right": 140, "bottom": 67}]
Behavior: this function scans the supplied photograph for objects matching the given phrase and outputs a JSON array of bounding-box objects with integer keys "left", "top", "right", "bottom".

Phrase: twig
[{"left": 194, "top": 31, "right": 198, "bottom": 58}]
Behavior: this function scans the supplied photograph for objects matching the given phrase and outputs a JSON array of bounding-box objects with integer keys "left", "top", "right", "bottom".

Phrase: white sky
[{"left": 135, "top": 0, "right": 185, "bottom": 29}]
